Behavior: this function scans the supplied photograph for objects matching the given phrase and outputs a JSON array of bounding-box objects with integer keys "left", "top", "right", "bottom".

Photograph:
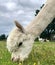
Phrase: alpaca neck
[{"left": 26, "top": 0, "right": 55, "bottom": 39}]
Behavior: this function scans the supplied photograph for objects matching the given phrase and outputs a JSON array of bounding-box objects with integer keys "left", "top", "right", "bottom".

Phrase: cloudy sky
[{"left": 0, "top": 0, "right": 46, "bottom": 35}]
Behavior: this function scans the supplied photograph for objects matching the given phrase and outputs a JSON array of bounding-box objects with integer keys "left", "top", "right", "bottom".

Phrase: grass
[{"left": 0, "top": 41, "right": 55, "bottom": 65}]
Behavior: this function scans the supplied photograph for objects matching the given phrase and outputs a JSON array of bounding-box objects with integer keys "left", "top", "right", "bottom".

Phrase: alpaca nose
[
  {"left": 11, "top": 57, "right": 20, "bottom": 62},
  {"left": 11, "top": 57, "right": 14, "bottom": 61}
]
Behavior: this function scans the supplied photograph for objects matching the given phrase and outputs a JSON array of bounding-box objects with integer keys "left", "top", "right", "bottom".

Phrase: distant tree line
[
  {"left": 0, "top": 34, "right": 7, "bottom": 40},
  {"left": 35, "top": 4, "right": 55, "bottom": 41}
]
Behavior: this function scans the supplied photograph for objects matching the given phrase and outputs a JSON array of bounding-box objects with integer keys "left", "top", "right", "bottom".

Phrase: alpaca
[{"left": 7, "top": 0, "right": 55, "bottom": 62}]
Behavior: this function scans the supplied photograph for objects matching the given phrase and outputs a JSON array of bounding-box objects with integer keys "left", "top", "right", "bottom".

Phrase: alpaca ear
[{"left": 14, "top": 20, "right": 24, "bottom": 33}]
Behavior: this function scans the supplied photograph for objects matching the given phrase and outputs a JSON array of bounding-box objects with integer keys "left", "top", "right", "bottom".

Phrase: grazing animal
[
  {"left": 38, "top": 38, "right": 45, "bottom": 42},
  {"left": 7, "top": 0, "right": 55, "bottom": 62},
  {"left": 7, "top": 21, "right": 34, "bottom": 62},
  {"left": 38, "top": 38, "right": 49, "bottom": 42}
]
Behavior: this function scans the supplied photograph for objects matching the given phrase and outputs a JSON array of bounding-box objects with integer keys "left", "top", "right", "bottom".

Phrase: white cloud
[
  {"left": 17, "top": 10, "right": 24, "bottom": 15},
  {"left": 0, "top": 12, "right": 10, "bottom": 18},
  {"left": 0, "top": 2, "right": 17, "bottom": 11},
  {"left": 6, "top": 2, "right": 17, "bottom": 11}
]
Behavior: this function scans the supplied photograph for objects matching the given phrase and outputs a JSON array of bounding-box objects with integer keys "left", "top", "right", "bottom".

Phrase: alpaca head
[{"left": 7, "top": 21, "right": 34, "bottom": 62}]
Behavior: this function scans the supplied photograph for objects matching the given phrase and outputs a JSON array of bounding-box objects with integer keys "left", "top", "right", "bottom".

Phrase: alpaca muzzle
[{"left": 11, "top": 57, "right": 20, "bottom": 62}]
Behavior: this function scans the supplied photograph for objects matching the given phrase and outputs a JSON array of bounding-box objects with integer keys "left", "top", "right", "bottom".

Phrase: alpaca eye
[{"left": 18, "top": 42, "right": 22, "bottom": 47}]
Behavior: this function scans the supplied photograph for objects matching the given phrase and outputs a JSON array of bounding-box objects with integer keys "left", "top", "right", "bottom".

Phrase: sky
[{"left": 0, "top": 0, "right": 46, "bottom": 35}]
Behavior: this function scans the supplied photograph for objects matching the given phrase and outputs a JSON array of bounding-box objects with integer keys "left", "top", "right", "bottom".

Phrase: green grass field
[{"left": 0, "top": 41, "right": 55, "bottom": 65}]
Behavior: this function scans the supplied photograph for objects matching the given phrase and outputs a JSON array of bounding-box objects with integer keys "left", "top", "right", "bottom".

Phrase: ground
[{"left": 0, "top": 41, "right": 55, "bottom": 65}]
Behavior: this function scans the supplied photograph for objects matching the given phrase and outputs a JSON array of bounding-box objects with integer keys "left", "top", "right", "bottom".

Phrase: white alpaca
[
  {"left": 38, "top": 38, "right": 45, "bottom": 42},
  {"left": 7, "top": 0, "right": 55, "bottom": 62}
]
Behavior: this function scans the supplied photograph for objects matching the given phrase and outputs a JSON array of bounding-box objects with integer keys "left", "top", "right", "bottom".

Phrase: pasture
[{"left": 0, "top": 41, "right": 55, "bottom": 65}]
